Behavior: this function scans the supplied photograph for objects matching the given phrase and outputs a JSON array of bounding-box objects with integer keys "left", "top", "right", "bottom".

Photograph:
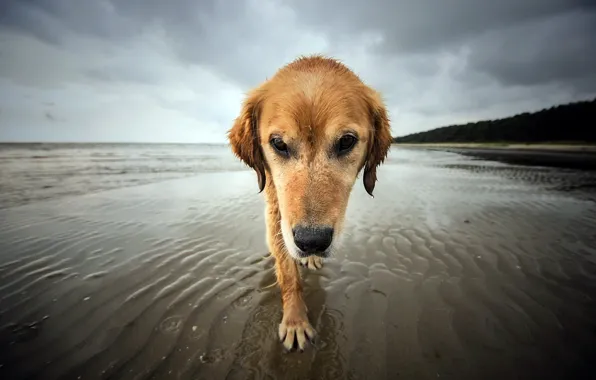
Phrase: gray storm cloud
[{"left": 0, "top": 0, "right": 594, "bottom": 142}]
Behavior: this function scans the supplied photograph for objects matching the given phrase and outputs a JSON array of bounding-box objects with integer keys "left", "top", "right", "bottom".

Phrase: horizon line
[{"left": 0, "top": 141, "right": 231, "bottom": 145}]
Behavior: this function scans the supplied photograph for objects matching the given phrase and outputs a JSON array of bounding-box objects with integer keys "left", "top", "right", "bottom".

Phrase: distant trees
[{"left": 393, "top": 98, "right": 596, "bottom": 144}]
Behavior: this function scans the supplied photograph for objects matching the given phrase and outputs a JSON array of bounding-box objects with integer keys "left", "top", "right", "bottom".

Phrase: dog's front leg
[
  {"left": 274, "top": 248, "right": 316, "bottom": 351},
  {"left": 265, "top": 191, "right": 316, "bottom": 351}
]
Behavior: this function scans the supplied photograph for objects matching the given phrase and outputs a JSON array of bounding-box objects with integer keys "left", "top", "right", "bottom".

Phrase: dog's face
[{"left": 228, "top": 56, "right": 392, "bottom": 260}]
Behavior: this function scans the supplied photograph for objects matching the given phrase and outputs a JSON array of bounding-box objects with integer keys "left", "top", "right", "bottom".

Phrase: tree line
[{"left": 393, "top": 98, "right": 596, "bottom": 144}]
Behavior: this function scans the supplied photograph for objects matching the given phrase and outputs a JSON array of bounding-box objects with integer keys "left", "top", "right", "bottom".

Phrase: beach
[
  {"left": 395, "top": 143, "right": 596, "bottom": 171},
  {"left": 1, "top": 144, "right": 596, "bottom": 380}
]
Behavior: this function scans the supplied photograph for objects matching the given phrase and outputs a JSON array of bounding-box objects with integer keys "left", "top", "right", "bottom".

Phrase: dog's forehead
[{"left": 261, "top": 88, "right": 370, "bottom": 142}]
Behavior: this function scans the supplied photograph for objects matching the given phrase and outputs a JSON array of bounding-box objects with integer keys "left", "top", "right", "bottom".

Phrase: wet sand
[
  {"left": 396, "top": 143, "right": 596, "bottom": 171},
  {"left": 1, "top": 146, "right": 596, "bottom": 379},
  {"left": 395, "top": 143, "right": 596, "bottom": 152}
]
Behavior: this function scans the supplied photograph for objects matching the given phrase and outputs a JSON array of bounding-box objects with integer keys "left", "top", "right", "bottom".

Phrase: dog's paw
[
  {"left": 299, "top": 256, "right": 323, "bottom": 270},
  {"left": 278, "top": 308, "right": 316, "bottom": 351}
]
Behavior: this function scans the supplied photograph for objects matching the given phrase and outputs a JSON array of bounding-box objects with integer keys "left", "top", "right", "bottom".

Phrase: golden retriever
[{"left": 228, "top": 55, "right": 392, "bottom": 351}]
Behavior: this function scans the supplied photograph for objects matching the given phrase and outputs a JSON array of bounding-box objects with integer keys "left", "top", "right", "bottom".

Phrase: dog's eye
[
  {"left": 337, "top": 134, "right": 357, "bottom": 155},
  {"left": 270, "top": 137, "right": 289, "bottom": 157}
]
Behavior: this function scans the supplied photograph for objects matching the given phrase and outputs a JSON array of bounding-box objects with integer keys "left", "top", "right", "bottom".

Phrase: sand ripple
[{"left": 1, "top": 148, "right": 596, "bottom": 379}]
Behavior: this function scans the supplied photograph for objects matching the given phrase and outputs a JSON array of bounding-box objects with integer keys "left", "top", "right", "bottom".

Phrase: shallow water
[
  {"left": 0, "top": 143, "right": 246, "bottom": 209},
  {"left": 1, "top": 145, "right": 595, "bottom": 379}
]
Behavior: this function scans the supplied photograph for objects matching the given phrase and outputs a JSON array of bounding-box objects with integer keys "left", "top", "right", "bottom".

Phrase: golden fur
[{"left": 228, "top": 55, "right": 392, "bottom": 351}]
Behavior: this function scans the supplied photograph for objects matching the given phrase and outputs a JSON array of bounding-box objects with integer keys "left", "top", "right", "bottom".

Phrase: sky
[{"left": 0, "top": 0, "right": 595, "bottom": 143}]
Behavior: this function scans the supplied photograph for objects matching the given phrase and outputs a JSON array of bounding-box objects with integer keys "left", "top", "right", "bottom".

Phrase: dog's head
[{"left": 228, "top": 56, "right": 392, "bottom": 260}]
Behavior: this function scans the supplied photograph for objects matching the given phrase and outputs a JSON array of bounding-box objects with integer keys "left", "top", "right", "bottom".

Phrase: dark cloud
[
  {"left": 0, "top": 0, "right": 300, "bottom": 87},
  {"left": 3, "top": 0, "right": 594, "bottom": 90},
  {"left": 0, "top": 0, "right": 140, "bottom": 44},
  {"left": 284, "top": 0, "right": 594, "bottom": 52},
  {"left": 467, "top": 9, "right": 596, "bottom": 94},
  {"left": 285, "top": 0, "right": 596, "bottom": 93}
]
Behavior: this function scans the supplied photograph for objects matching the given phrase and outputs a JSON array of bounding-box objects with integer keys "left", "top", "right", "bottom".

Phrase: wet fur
[{"left": 228, "top": 55, "right": 392, "bottom": 351}]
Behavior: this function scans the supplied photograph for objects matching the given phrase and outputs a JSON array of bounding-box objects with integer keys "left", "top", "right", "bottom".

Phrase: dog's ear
[
  {"left": 228, "top": 89, "right": 267, "bottom": 192},
  {"left": 363, "top": 89, "right": 393, "bottom": 197}
]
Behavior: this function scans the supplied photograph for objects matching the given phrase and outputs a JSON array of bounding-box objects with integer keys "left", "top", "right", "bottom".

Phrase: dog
[{"left": 228, "top": 55, "right": 392, "bottom": 351}]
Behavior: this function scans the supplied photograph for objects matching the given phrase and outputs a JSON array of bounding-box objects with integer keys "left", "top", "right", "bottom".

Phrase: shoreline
[
  {"left": 393, "top": 142, "right": 596, "bottom": 153},
  {"left": 394, "top": 143, "right": 596, "bottom": 170}
]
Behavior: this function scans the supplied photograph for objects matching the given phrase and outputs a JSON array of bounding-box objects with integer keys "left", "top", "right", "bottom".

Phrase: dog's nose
[{"left": 292, "top": 226, "right": 334, "bottom": 254}]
